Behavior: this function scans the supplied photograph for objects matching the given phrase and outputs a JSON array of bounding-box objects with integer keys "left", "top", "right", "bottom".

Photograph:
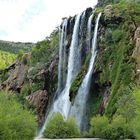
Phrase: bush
[
  {"left": 109, "top": 116, "right": 133, "bottom": 140},
  {"left": 112, "top": 29, "right": 123, "bottom": 43},
  {"left": 89, "top": 115, "right": 109, "bottom": 138},
  {"left": 44, "top": 113, "right": 79, "bottom": 138},
  {"left": 89, "top": 115, "right": 134, "bottom": 140},
  {"left": 0, "top": 91, "right": 37, "bottom": 140}
]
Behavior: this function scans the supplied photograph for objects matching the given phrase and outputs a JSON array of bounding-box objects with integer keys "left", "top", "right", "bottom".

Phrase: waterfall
[
  {"left": 52, "top": 12, "right": 82, "bottom": 119},
  {"left": 58, "top": 19, "right": 68, "bottom": 92},
  {"left": 69, "top": 13, "right": 102, "bottom": 131},
  {"left": 37, "top": 12, "right": 83, "bottom": 138},
  {"left": 87, "top": 14, "right": 94, "bottom": 50}
]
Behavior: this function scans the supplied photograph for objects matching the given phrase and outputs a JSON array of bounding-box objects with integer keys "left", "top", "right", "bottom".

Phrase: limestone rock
[
  {"left": 134, "top": 26, "right": 140, "bottom": 40},
  {"left": 132, "top": 26, "right": 140, "bottom": 83},
  {"left": 104, "top": 5, "right": 113, "bottom": 18}
]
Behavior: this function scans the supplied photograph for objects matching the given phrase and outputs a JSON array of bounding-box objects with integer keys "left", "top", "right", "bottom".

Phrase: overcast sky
[{"left": 0, "top": 0, "right": 98, "bottom": 43}]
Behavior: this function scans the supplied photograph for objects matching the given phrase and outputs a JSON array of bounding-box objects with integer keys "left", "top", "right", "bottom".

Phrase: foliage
[
  {"left": 89, "top": 115, "right": 134, "bottom": 139},
  {"left": 0, "top": 50, "right": 17, "bottom": 70},
  {"left": 0, "top": 40, "right": 33, "bottom": 54},
  {"left": 0, "top": 91, "right": 37, "bottom": 140},
  {"left": 70, "top": 69, "right": 85, "bottom": 101},
  {"left": 89, "top": 115, "right": 109, "bottom": 138},
  {"left": 30, "top": 28, "right": 58, "bottom": 66},
  {"left": 132, "top": 89, "right": 140, "bottom": 139},
  {"left": 98, "top": 0, "right": 140, "bottom": 7},
  {"left": 112, "top": 29, "right": 123, "bottom": 43},
  {"left": 116, "top": 86, "right": 136, "bottom": 122},
  {"left": 0, "top": 40, "right": 33, "bottom": 70},
  {"left": 109, "top": 116, "right": 134, "bottom": 139},
  {"left": 44, "top": 113, "right": 79, "bottom": 138},
  {"left": 98, "top": 22, "right": 135, "bottom": 117}
]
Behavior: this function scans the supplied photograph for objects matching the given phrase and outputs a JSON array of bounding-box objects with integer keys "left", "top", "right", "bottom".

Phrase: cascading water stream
[
  {"left": 37, "top": 12, "right": 83, "bottom": 138},
  {"left": 69, "top": 13, "right": 102, "bottom": 131},
  {"left": 58, "top": 19, "right": 68, "bottom": 92},
  {"left": 52, "top": 12, "right": 82, "bottom": 119},
  {"left": 87, "top": 14, "right": 94, "bottom": 50}
]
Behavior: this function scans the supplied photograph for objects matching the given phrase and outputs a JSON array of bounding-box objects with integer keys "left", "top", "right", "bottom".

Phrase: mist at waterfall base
[{"left": 37, "top": 10, "right": 101, "bottom": 138}]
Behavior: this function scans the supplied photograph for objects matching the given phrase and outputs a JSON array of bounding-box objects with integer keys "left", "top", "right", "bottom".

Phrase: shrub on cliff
[
  {"left": 44, "top": 113, "right": 79, "bottom": 138},
  {"left": 0, "top": 91, "right": 37, "bottom": 140}
]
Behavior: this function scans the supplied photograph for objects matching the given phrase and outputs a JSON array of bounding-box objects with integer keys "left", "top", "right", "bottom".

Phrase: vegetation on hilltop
[
  {"left": 0, "top": 40, "right": 33, "bottom": 54},
  {"left": 0, "top": 40, "right": 33, "bottom": 70}
]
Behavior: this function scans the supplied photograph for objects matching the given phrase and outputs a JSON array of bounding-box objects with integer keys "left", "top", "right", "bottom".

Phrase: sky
[{"left": 0, "top": 0, "right": 98, "bottom": 43}]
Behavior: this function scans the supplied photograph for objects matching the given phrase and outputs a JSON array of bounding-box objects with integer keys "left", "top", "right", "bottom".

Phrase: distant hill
[
  {"left": 0, "top": 40, "right": 34, "bottom": 70},
  {"left": 0, "top": 40, "right": 34, "bottom": 54}
]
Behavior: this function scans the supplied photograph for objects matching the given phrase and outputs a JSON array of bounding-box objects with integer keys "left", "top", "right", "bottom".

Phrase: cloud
[
  {"left": 19, "top": 0, "right": 46, "bottom": 31},
  {"left": 0, "top": 30, "right": 8, "bottom": 37},
  {"left": 0, "top": 0, "right": 98, "bottom": 42}
]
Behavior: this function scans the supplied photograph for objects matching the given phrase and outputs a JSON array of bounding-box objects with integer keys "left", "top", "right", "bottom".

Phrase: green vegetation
[
  {"left": 44, "top": 113, "right": 79, "bottom": 138},
  {"left": 0, "top": 91, "right": 37, "bottom": 140},
  {"left": 0, "top": 50, "right": 17, "bottom": 69},
  {"left": 98, "top": 0, "right": 140, "bottom": 7},
  {"left": 98, "top": 0, "right": 140, "bottom": 117},
  {"left": 0, "top": 40, "right": 33, "bottom": 54},
  {"left": 132, "top": 89, "right": 140, "bottom": 139},
  {"left": 89, "top": 115, "right": 133, "bottom": 139},
  {"left": 89, "top": 115, "right": 109, "bottom": 138},
  {"left": 0, "top": 40, "right": 33, "bottom": 70},
  {"left": 89, "top": 88, "right": 140, "bottom": 139}
]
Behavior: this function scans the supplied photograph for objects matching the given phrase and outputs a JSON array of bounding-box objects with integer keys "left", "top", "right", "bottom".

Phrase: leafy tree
[{"left": 0, "top": 91, "right": 37, "bottom": 140}]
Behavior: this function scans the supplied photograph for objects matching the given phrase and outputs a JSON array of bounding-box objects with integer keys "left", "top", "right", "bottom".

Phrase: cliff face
[{"left": 0, "top": 1, "right": 140, "bottom": 127}]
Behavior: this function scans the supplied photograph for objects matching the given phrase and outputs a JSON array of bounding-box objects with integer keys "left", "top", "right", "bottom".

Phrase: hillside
[
  {"left": 0, "top": 40, "right": 33, "bottom": 54},
  {"left": 0, "top": 40, "right": 33, "bottom": 70},
  {"left": 0, "top": 0, "right": 140, "bottom": 140}
]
